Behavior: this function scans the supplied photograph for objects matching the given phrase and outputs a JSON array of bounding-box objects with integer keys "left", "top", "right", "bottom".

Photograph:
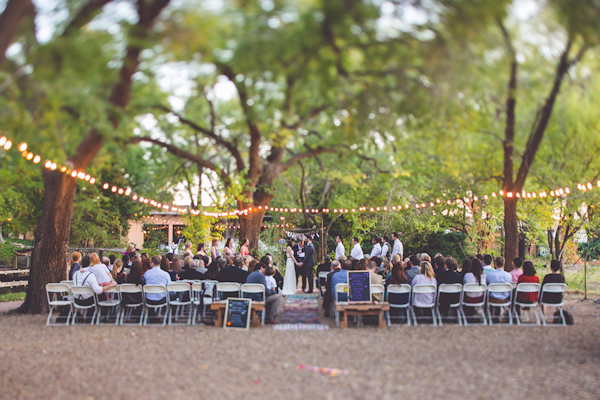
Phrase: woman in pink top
[
  {"left": 240, "top": 238, "right": 250, "bottom": 256},
  {"left": 510, "top": 257, "right": 523, "bottom": 282}
]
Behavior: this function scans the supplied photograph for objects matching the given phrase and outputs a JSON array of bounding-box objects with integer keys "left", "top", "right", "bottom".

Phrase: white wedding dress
[{"left": 281, "top": 251, "right": 297, "bottom": 296}]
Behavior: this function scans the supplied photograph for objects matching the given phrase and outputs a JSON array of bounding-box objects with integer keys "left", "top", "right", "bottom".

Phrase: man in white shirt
[
  {"left": 380, "top": 236, "right": 390, "bottom": 259},
  {"left": 370, "top": 237, "right": 382, "bottom": 258},
  {"left": 335, "top": 235, "right": 345, "bottom": 260},
  {"left": 482, "top": 254, "right": 494, "bottom": 277},
  {"left": 350, "top": 237, "right": 364, "bottom": 260},
  {"left": 391, "top": 232, "right": 403, "bottom": 259}
]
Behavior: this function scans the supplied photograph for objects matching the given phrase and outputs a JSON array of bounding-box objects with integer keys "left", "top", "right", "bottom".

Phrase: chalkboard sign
[
  {"left": 224, "top": 298, "right": 252, "bottom": 330},
  {"left": 348, "top": 271, "right": 372, "bottom": 303}
]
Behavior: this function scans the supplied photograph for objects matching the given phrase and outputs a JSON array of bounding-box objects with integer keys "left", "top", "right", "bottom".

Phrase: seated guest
[
  {"left": 72, "top": 262, "right": 117, "bottom": 312},
  {"left": 367, "top": 261, "right": 383, "bottom": 302},
  {"left": 143, "top": 255, "right": 172, "bottom": 304},
  {"left": 322, "top": 260, "right": 342, "bottom": 317},
  {"left": 179, "top": 259, "right": 206, "bottom": 280},
  {"left": 420, "top": 253, "right": 431, "bottom": 263},
  {"left": 438, "top": 257, "right": 462, "bottom": 317},
  {"left": 411, "top": 261, "right": 437, "bottom": 310},
  {"left": 516, "top": 260, "right": 539, "bottom": 304},
  {"left": 486, "top": 256, "right": 512, "bottom": 320},
  {"left": 160, "top": 256, "right": 170, "bottom": 274},
  {"left": 122, "top": 254, "right": 131, "bottom": 268},
  {"left": 510, "top": 257, "right": 523, "bottom": 282},
  {"left": 141, "top": 257, "right": 151, "bottom": 274},
  {"left": 460, "top": 258, "right": 471, "bottom": 276},
  {"left": 405, "top": 255, "right": 421, "bottom": 284},
  {"left": 433, "top": 255, "right": 445, "bottom": 281},
  {"left": 385, "top": 262, "right": 409, "bottom": 309},
  {"left": 111, "top": 259, "right": 127, "bottom": 284},
  {"left": 462, "top": 258, "right": 486, "bottom": 316},
  {"left": 330, "top": 260, "right": 350, "bottom": 302},
  {"left": 215, "top": 255, "right": 249, "bottom": 284},
  {"left": 170, "top": 258, "right": 182, "bottom": 281},
  {"left": 69, "top": 251, "right": 82, "bottom": 280},
  {"left": 264, "top": 265, "right": 277, "bottom": 292},
  {"left": 355, "top": 258, "right": 368, "bottom": 271},
  {"left": 482, "top": 254, "right": 494, "bottom": 276},
  {"left": 88, "top": 254, "right": 112, "bottom": 288},
  {"left": 378, "top": 258, "right": 391, "bottom": 278},
  {"left": 541, "top": 260, "right": 566, "bottom": 306},
  {"left": 246, "top": 262, "right": 282, "bottom": 324},
  {"left": 126, "top": 261, "right": 144, "bottom": 285}
]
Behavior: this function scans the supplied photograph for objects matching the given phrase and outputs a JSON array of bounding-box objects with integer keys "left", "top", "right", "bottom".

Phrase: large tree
[
  {"left": 4, "top": 0, "right": 172, "bottom": 314},
  {"left": 129, "top": 0, "right": 434, "bottom": 248}
]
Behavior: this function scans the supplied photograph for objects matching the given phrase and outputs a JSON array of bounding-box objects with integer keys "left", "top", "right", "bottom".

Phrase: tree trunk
[
  {"left": 0, "top": 225, "right": 4, "bottom": 244},
  {"left": 0, "top": 0, "right": 34, "bottom": 67},
  {"left": 19, "top": 171, "right": 78, "bottom": 313},
  {"left": 503, "top": 196, "right": 519, "bottom": 263},
  {"left": 238, "top": 209, "right": 267, "bottom": 250}
]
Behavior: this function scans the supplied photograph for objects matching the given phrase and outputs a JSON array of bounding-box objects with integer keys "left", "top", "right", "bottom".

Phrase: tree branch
[
  {"left": 216, "top": 63, "right": 262, "bottom": 186},
  {"left": 514, "top": 40, "right": 574, "bottom": 190},
  {"left": 129, "top": 136, "right": 232, "bottom": 187},
  {"left": 281, "top": 146, "right": 338, "bottom": 172},
  {"left": 61, "top": 0, "right": 112, "bottom": 37},
  {"left": 154, "top": 104, "right": 245, "bottom": 173}
]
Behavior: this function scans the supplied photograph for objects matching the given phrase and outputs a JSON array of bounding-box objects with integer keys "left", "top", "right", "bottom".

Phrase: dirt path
[{"left": 0, "top": 295, "right": 598, "bottom": 399}]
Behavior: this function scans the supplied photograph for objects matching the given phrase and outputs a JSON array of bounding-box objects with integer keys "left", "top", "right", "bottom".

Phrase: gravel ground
[{"left": 0, "top": 294, "right": 598, "bottom": 400}]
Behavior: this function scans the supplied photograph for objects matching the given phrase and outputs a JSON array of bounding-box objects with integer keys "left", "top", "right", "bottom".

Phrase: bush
[{"left": 0, "top": 243, "right": 18, "bottom": 264}]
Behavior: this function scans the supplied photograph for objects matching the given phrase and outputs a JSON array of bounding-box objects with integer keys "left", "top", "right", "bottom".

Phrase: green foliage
[
  {"left": 181, "top": 214, "right": 212, "bottom": 248},
  {"left": 0, "top": 292, "right": 26, "bottom": 302},
  {"left": 0, "top": 243, "right": 18, "bottom": 264},
  {"left": 578, "top": 239, "right": 600, "bottom": 261},
  {"left": 404, "top": 231, "right": 470, "bottom": 261}
]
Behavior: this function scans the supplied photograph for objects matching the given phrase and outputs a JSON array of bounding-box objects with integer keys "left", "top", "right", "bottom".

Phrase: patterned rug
[{"left": 278, "top": 293, "right": 322, "bottom": 325}]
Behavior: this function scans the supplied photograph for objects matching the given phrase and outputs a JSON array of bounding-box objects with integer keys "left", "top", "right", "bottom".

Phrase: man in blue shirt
[
  {"left": 486, "top": 256, "right": 512, "bottom": 321},
  {"left": 330, "top": 262, "right": 349, "bottom": 302},
  {"left": 405, "top": 255, "right": 421, "bottom": 284},
  {"left": 143, "top": 255, "right": 172, "bottom": 303},
  {"left": 246, "top": 262, "right": 282, "bottom": 324}
]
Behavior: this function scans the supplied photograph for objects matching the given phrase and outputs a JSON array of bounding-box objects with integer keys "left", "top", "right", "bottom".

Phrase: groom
[{"left": 302, "top": 237, "right": 316, "bottom": 293}]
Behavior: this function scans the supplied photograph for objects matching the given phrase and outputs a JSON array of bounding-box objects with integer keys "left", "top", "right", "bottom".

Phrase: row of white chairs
[
  {"left": 46, "top": 280, "right": 267, "bottom": 326},
  {"left": 333, "top": 282, "right": 568, "bottom": 327}
]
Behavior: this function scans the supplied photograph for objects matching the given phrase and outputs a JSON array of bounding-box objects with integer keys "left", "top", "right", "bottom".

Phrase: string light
[{"left": 3, "top": 133, "right": 600, "bottom": 220}]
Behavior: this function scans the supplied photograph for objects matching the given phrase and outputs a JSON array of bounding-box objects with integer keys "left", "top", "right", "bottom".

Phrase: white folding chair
[
  {"left": 142, "top": 285, "right": 169, "bottom": 326},
  {"left": 242, "top": 283, "right": 266, "bottom": 325},
  {"left": 460, "top": 283, "right": 487, "bottom": 326},
  {"left": 70, "top": 286, "right": 98, "bottom": 325},
  {"left": 436, "top": 283, "right": 463, "bottom": 326},
  {"left": 513, "top": 282, "right": 541, "bottom": 326},
  {"left": 385, "top": 284, "right": 411, "bottom": 326},
  {"left": 317, "top": 271, "right": 329, "bottom": 298},
  {"left": 191, "top": 282, "right": 204, "bottom": 325},
  {"left": 60, "top": 280, "right": 75, "bottom": 289},
  {"left": 486, "top": 283, "right": 513, "bottom": 325},
  {"left": 334, "top": 283, "right": 348, "bottom": 328},
  {"left": 216, "top": 282, "right": 241, "bottom": 300},
  {"left": 540, "top": 283, "right": 568, "bottom": 326},
  {"left": 118, "top": 284, "right": 144, "bottom": 325},
  {"left": 96, "top": 285, "right": 121, "bottom": 325},
  {"left": 167, "top": 282, "right": 193, "bottom": 325},
  {"left": 371, "top": 284, "right": 385, "bottom": 302},
  {"left": 410, "top": 284, "right": 437, "bottom": 326},
  {"left": 46, "top": 283, "right": 72, "bottom": 326}
]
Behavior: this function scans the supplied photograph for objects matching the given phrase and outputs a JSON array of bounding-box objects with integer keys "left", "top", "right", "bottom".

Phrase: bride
[{"left": 282, "top": 240, "right": 299, "bottom": 296}]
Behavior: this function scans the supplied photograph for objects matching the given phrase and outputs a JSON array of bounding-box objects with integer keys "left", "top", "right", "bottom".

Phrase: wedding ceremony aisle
[{"left": 274, "top": 293, "right": 329, "bottom": 330}]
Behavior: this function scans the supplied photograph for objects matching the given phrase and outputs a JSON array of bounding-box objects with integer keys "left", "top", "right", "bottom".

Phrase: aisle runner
[{"left": 275, "top": 294, "right": 328, "bottom": 330}]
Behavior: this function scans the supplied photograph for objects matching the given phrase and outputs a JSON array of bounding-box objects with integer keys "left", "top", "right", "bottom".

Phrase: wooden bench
[
  {"left": 335, "top": 302, "right": 390, "bottom": 329},
  {"left": 210, "top": 300, "right": 265, "bottom": 328}
]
